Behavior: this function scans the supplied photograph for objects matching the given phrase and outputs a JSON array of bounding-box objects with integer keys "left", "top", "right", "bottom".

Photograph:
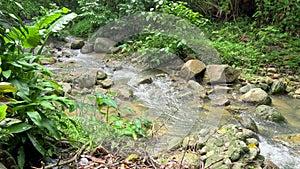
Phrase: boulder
[
  {"left": 180, "top": 59, "right": 206, "bottom": 80},
  {"left": 94, "top": 37, "right": 118, "bottom": 53},
  {"left": 240, "top": 88, "right": 272, "bottom": 105},
  {"left": 239, "top": 84, "right": 256, "bottom": 94},
  {"left": 269, "top": 80, "right": 286, "bottom": 94},
  {"left": 71, "top": 40, "right": 85, "bottom": 49},
  {"left": 255, "top": 105, "right": 285, "bottom": 122},
  {"left": 203, "top": 64, "right": 240, "bottom": 84},
  {"left": 73, "top": 70, "right": 97, "bottom": 88},
  {"left": 58, "top": 82, "right": 72, "bottom": 94},
  {"left": 80, "top": 42, "right": 94, "bottom": 54}
]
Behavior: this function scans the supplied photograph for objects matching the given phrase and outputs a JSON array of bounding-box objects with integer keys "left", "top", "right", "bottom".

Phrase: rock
[
  {"left": 59, "top": 82, "right": 72, "bottom": 94},
  {"left": 115, "top": 87, "right": 133, "bottom": 100},
  {"left": 40, "top": 57, "right": 56, "bottom": 65},
  {"left": 170, "top": 152, "right": 200, "bottom": 168},
  {"left": 239, "top": 84, "right": 256, "bottom": 94},
  {"left": 0, "top": 163, "right": 7, "bottom": 169},
  {"left": 255, "top": 105, "right": 285, "bottom": 122},
  {"left": 235, "top": 114, "right": 258, "bottom": 133},
  {"left": 100, "top": 78, "right": 113, "bottom": 88},
  {"left": 269, "top": 80, "right": 286, "bottom": 94},
  {"left": 212, "top": 97, "right": 230, "bottom": 106},
  {"left": 272, "top": 73, "right": 281, "bottom": 79},
  {"left": 187, "top": 80, "right": 205, "bottom": 92},
  {"left": 267, "top": 67, "right": 277, "bottom": 73},
  {"left": 203, "top": 64, "right": 240, "bottom": 84},
  {"left": 71, "top": 40, "right": 85, "bottom": 49},
  {"left": 225, "top": 105, "right": 248, "bottom": 114},
  {"left": 180, "top": 59, "right": 206, "bottom": 80},
  {"left": 94, "top": 85, "right": 107, "bottom": 94},
  {"left": 273, "top": 133, "right": 300, "bottom": 151},
  {"left": 73, "top": 70, "right": 97, "bottom": 88},
  {"left": 257, "top": 83, "right": 268, "bottom": 91},
  {"left": 94, "top": 37, "right": 117, "bottom": 53},
  {"left": 240, "top": 88, "right": 272, "bottom": 105},
  {"left": 78, "top": 157, "right": 89, "bottom": 166},
  {"left": 61, "top": 49, "right": 73, "bottom": 57},
  {"left": 263, "top": 160, "right": 281, "bottom": 169},
  {"left": 97, "top": 71, "right": 107, "bottom": 80},
  {"left": 138, "top": 75, "right": 153, "bottom": 85},
  {"left": 285, "top": 85, "right": 294, "bottom": 93},
  {"left": 80, "top": 42, "right": 94, "bottom": 54},
  {"left": 295, "top": 88, "right": 300, "bottom": 94},
  {"left": 200, "top": 124, "right": 263, "bottom": 169}
]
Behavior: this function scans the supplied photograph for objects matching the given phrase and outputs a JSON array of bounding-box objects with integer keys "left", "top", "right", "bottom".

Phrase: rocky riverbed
[{"left": 40, "top": 36, "right": 300, "bottom": 168}]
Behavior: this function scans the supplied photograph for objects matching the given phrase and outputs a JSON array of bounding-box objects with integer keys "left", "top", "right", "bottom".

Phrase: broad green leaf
[
  {"left": 11, "top": 79, "right": 29, "bottom": 96},
  {"left": 6, "top": 122, "right": 32, "bottom": 133},
  {"left": 39, "top": 101, "right": 55, "bottom": 110},
  {"left": 0, "top": 82, "right": 18, "bottom": 93},
  {"left": 17, "top": 146, "right": 25, "bottom": 169},
  {"left": 27, "top": 111, "right": 42, "bottom": 127},
  {"left": 34, "top": 10, "right": 63, "bottom": 29},
  {"left": 27, "top": 133, "right": 46, "bottom": 156},
  {"left": 102, "top": 97, "right": 118, "bottom": 108},
  {"left": 47, "top": 12, "right": 77, "bottom": 34},
  {"left": 2, "top": 70, "right": 11, "bottom": 79},
  {"left": 42, "top": 118, "right": 61, "bottom": 140},
  {"left": 0, "top": 104, "right": 7, "bottom": 121}
]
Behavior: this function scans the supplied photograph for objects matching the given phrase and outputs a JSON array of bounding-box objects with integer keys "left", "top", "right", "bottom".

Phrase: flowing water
[{"left": 49, "top": 52, "right": 300, "bottom": 168}]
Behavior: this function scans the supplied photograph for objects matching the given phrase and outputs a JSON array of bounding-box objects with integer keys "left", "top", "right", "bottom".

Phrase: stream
[{"left": 48, "top": 51, "right": 300, "bottom": 169}]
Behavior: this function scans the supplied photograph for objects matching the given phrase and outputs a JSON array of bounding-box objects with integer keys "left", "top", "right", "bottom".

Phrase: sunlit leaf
[
  {"left": 2, "top": 70, "right": 11, "bottom": 79},
  {"left": 0, "top": 82, "right": 18, "bottom": 93},
  {"left": 0, "top": 104, "right": 7, "bottom": 121},
  {"left": 125, "top": 154, "right": 138, "bottom": 162}
]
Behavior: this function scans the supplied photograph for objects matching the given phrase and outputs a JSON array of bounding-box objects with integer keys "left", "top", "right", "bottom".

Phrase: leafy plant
[
  {"left": 95, "top": 92, "right": 151, "bottom": 140},
  {"left": 0, "top": 3, "right": 78, "bottom": 169}
]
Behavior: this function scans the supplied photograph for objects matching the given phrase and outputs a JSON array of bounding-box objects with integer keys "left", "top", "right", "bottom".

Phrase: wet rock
[
  {"left": 115, "top": 87, "right": 133, "bottom": 100},
  {"left": 285, "top": 85, "right": 295, "bottom": 93},
  {"left": 180, "top": 59, "right": 206, "bottom": 80},
  {"left": 100, "top": 78, "right": 113, "bottom": 88},
  {"left": 137, "top": 75, "right": 153, "bottom": 85},
  {"left": 73, "top": 70, "right": 97, "bottom": 88},
  {"left": 203, "top": 64, "right": 240, "bottom": 84},
  {"left": 212, "top": 97, "right": 230, "bottom": 106},
  {"left": 273, "top": 133, "right": 300, "bottom": 151},
  {"left": 61, "top": 49, "right": 73, "bottom": 57},
  {"left": 240, "top": 88, "right": 272, "bottom": 105},
  {"left": 94, "top": 37, "right": 117, "bottom": 53},
  {"left": 255, "top": 105, "right": 285, "bottom": 122},
  {"left": 97, "top": 71, "right": 107, "bottom": 80},
  {"left": 71, "top": 40, "right": 85, "bottom": 49},
  {"left": 263, "top": 160, "right": 281, "bottom": 169},
  {"left": 200, "top": 124, "right": 262, "bottom": 169},
  {"left": 269, "top": 80, "right": 286, "bottom": 94},
  {"left": 80, "top": 42, "right": 94, "bottom": 54},
  {"left": 187, "top": 80, "right": 205, "bottom": 92},
  {"left": 272, "top": 73, "right": 281, "bottom": 79},
  {"left": 235, "top": 114, "right": 258, "bottom": 133},
  {"left": 239, "top": 84, "right": 256, "bottom": 94},
  {"left": 225, "top": 105, "right": 248, "bottom": 114}
]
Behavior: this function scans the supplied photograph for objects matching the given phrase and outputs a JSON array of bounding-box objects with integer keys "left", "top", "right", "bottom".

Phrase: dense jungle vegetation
[{"left": 0, "top": 0, "right": 299, "bottom": 168}]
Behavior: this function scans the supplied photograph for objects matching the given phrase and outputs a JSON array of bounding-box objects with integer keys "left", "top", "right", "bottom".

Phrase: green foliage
[
  {"left": 253, "top": 0, "right": 300, "bottom": 34},
  {"left": 0, "top": 4, "right": 78, "bottom": 169},
  {"left": 95, "top": 92, "right": 151, "bottom": 140}
]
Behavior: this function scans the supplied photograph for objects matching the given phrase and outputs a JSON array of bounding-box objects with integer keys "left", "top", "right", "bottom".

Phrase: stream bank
[{"left": 41, "top": 37, "right": 300, "bottom": 168}]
